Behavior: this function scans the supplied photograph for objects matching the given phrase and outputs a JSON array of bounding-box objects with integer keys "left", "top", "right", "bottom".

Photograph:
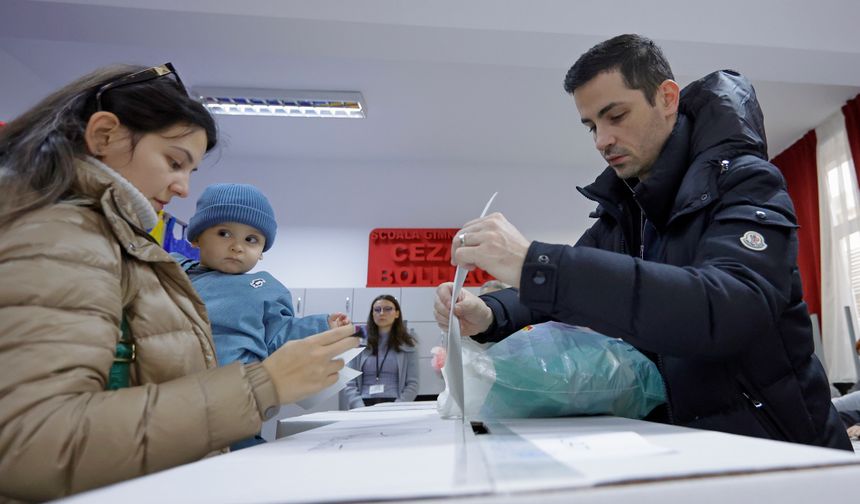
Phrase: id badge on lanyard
[{"left": 370, "top": 346, "right": 391, "bottom": 395}]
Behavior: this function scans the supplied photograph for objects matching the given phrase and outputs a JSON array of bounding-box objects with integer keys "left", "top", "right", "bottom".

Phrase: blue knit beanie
[{"left": 187, "top": 183, "right": 277, "bottom": 251}]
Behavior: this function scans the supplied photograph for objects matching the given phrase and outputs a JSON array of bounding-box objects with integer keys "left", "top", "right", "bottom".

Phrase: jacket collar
[
  {"left": 579, "top": 114, "right": 691, "bottom": 230},
  {"left": 72, "top": 157, "right": 164, "bottom": 262},
  {"left": 75, "top": 157, "right": 158, "bottom": 230},
  {"left": 679, "top": 70, "right": 768, "bottom": 161},
  {"left": 630, "top": 114, "right": 692, "bottom": 229}
]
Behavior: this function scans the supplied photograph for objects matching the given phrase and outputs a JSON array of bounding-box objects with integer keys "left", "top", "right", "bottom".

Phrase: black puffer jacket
[{"left": 478, "top": 70, "right": 851, "bottom": 450}]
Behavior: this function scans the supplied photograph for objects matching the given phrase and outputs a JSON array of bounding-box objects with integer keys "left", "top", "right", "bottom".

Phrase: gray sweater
[{"left": 342, "top": 336, "right": 419, "bottom": 409}]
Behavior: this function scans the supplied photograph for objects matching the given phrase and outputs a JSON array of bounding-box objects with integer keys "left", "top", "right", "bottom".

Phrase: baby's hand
[
  {"left": 328, "top": 312, "right": 350, "bottom": 328},
  {"left": 848, "top": 425, "right": 860, "bottom": 440}
]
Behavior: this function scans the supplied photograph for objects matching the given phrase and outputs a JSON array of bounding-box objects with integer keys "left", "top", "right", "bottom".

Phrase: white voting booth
[{"left": 61, "top": 401, "right": 859, "bottom": 504}]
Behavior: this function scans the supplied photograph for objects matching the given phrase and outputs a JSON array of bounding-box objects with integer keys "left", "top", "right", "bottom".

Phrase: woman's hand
[
  {"left": 328, "top": 312, "right": 351, "bottom": 328},
  {"left": 262, "top": 324, "right": 359, "bottom": 404}
]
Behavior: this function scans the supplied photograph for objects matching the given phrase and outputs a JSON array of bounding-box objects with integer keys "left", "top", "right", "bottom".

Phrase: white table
[{"left": 61, "top": 402, "right": 860, "bottom": 503}]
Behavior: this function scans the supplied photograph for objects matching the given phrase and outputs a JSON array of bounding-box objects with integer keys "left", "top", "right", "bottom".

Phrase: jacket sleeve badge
[{"left": 740, "top": 231, "right": 768, "bottom": 251}]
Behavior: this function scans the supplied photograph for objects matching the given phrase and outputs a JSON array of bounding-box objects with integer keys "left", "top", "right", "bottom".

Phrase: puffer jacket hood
[{"left": 680, "top": 70, "right": 768, "bottom": 162}]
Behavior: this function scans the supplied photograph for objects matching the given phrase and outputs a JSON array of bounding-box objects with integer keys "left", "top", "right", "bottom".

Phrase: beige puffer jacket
[{"left": 0, "top": 159, "right": 280, "bottom": 502}]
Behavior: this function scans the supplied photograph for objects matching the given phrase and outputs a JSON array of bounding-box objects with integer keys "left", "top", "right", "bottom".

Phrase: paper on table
[
  {"left": 296, "top": 346, "right": 364, "bottom": 410},
  {"left": 530, "top": 431, "right": 673, "bottom": 464},
  {"left": 442, "top": 192, "right": 498, "bottom": 419}
]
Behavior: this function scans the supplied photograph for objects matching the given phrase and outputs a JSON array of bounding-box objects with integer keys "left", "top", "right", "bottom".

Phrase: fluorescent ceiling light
[{"left": 192, "top": 87, "right": 366, "bottom": 119}]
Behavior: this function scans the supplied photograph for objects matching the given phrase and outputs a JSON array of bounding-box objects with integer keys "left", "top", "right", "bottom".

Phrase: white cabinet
[
  {"left": 407, "top": 321, "right": 447, "bottom": 396},
  {"left": 286, "top": 287, "right": 306, "bottom": 317},
  {"left": 400, "top": 285, "right": 481, "bottom": 322},
  {"left": 406, "top": 321, "right": 443, "bottom": 361},
  {"left": 302, "top": 288, "right": 354, "bottom": 319},
  {"left": 400, "top": 287, "right": 438, "bottom": 322},
  {"left": 416, "top": 357, "right": 445, "bottom": 396}
]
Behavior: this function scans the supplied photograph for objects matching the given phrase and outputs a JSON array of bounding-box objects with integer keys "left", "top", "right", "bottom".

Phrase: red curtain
[
  {"left": 843, "top": 94, "right": 860, "bottom": 186},
  {"left": 772, "top": 131, "right": 820, "bottom": 320}
]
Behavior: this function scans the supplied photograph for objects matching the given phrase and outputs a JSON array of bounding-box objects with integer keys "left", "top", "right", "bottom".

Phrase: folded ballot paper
[
  {"left": 296, "top": 346, "right": 364, "bottom": 410},
  {"left": 437, "top": 192, "right": 497, "bottom": 420}
]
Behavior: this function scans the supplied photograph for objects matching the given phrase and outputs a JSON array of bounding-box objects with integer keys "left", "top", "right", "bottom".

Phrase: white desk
[{"left": 62, "top": 402, "right": 860, "bottom": 503}]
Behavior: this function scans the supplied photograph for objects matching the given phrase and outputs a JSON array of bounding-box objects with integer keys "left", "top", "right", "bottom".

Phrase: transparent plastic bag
[
  {"left": 438, "top": 321, "right": 666, "bottom": 419},
  {"left": 437, "top": 337, "right": 493, "bottom": 419}
]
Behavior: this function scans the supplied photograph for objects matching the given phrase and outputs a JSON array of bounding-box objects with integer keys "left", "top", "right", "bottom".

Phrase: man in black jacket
[{"left": 435, "top": 34, "right": 851, "bottom": 450}]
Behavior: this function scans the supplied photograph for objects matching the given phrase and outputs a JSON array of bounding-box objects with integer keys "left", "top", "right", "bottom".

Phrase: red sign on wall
[{"left": 367, "top": 228, "right": 495, "bottom": 287}]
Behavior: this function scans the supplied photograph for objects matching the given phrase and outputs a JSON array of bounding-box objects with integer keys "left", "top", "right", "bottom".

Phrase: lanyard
[{"left": 375, "top": 345, "right": 392, "bottom": 383}]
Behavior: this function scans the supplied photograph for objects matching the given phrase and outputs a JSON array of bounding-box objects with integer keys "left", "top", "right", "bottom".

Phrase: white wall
[{"left": 168, "top": 156, "right": 600, "bottom": 287}]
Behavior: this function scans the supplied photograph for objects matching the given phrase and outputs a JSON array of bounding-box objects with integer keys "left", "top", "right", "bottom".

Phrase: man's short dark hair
[{"left": 563, "top": 34, "right": 674, "bottom": 105}]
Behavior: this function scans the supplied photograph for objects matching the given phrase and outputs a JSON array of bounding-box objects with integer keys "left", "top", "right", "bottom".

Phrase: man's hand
[
  {"left": 328, "top": 312, "right": 350, "bottom": 329},
  {"left": 433, "top": 282, "right": 494, "bottom": 337},
  {"left": 262, "top": 324, "right": 359, "bottom": 404},
  {"left": 450, "top": 212, "right": 530, "bottom": 289}
]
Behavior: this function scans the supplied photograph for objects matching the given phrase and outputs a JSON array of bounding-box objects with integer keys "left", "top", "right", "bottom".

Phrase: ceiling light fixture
[{"left": 192, "top": 87, "right": 366, "bottom": 119}]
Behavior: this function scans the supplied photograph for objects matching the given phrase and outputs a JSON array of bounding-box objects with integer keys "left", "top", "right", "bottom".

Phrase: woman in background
[{"left": 343, "top": 295, "right": 419, "bottom": 408}]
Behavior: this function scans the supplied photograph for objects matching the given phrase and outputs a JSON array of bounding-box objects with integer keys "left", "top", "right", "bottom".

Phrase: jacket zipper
[
  {"left": 621, "top": 179, "right": 646, "bottom": 259},
  {"left": 621, "top": 179, "right": 675, "bottom": 423},
  {"left": 739, "top": 382, "right": 790, "bottom": 441},
  {"left": 656, "top": 355, "right": 675, "bottom": 424}
]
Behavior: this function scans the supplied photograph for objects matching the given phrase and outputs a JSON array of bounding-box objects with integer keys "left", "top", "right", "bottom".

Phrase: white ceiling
[{"left": 2, "top": 0, "right": 860, "bottom": 240}]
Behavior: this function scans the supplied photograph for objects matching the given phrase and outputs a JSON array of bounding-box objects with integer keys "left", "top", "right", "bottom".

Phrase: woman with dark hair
[
  {"left": 0, "top": 63, "right": 357, "bottom": 501},
  {"left": 343, "top": 295, "right": 419, "bottom": 408}
]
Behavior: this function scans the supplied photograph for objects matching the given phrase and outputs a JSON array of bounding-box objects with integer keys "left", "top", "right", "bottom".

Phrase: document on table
[
  {"left": 443, "top": 192, "right": 497, "bottom": 418},
  {"left": 296, "top": 346, "right": 364, "bottom": 409},
  {"left": 530, "top": 431, "right": 674, "bottom": 464}
]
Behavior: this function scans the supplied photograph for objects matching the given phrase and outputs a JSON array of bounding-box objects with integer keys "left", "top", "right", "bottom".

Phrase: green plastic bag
[{"left": 451, "top": 322, "right": 666, "bottom": 419}]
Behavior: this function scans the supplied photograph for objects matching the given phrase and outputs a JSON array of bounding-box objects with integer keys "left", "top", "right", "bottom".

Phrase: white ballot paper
[
  {"left": 530, "top": 431, "right": 674, "bottom": 464},
  {"left": 439, "top": 192, "right": 497, "bottom": 419},
  {"left": 296, "top": 346, "right": 364, "bottom": 410}
]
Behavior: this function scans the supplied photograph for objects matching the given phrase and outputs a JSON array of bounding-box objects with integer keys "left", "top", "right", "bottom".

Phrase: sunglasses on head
[{"left": 95, "top": 62, "right": 187, "bottom": 111}]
